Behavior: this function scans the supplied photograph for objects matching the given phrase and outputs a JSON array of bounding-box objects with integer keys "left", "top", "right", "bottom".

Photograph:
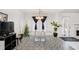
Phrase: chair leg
[
  {"left": 20, "top": 39, "right": 22, "bottom": 43},
  {"left": 17, "top": 39, "right": 19, "bottom": 45}
]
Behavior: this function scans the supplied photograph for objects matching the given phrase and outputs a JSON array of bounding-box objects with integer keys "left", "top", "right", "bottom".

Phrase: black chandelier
[
  {"left": 32, "top": 16, "right": 47, "bottom": 30},
  {"left": 32, "top": 9, "right": 47, "bottom": 30}
]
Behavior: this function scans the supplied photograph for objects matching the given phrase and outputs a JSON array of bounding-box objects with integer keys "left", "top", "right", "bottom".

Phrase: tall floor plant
[{"left": 24, "top": 24, "right": 29, "bottom": 37}]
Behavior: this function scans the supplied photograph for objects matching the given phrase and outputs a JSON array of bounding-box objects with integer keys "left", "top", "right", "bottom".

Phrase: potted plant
[
  {"left": 23, "top": 24, "right": 29, "bottom": 37},
  {"left": 51, "top": 21, "right": 61, "bottom": 37}
]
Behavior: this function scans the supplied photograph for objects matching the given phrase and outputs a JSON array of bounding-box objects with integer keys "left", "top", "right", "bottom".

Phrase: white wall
[
  {"left": 25, "top": 13, "right": 56, "bottom": 31},
  {"left": 0, "top": 9, "right": 26, "bottom": 34},
  {"left": 60, "top": 13, "right": 79, "bottom": 37},
  {"left": 0, "top": 9, "right": 79, "bottom": 37},
  {"left": 25, "top": 12, "right": 79, "bottom": 37},
  {"left": 24, "top": 13, "right": 56, "bottom": 36}
]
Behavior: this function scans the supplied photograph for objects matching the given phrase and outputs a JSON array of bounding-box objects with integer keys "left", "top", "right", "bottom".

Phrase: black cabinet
[
  {"left": 0, "top": 33, "right": 16, "bottom": 50},
  {"left": 5, "top": 44, "right": 11, "bottom": 50},
  {"left": 11, "top": 41, "right": 16, "bottom": 50},
  {"left": 5, "top": 33, "right": 16, "bottom": 50},
  {"left": 0, "top": 21, "right": 16, "bottom": 50}
]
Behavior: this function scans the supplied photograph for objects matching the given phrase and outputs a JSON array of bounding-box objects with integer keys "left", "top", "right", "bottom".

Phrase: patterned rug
[{"left": 16, "top": 35, "right": 64, "bottom": 50}]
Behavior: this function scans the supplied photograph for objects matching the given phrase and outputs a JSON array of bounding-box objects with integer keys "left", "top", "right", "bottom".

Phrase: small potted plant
[{"left": 51, "top": 21, "right": 61, "bottom": 37}]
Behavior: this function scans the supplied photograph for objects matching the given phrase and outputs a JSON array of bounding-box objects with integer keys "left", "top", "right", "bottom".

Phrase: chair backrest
[{"left": 19, "top": 34, "right": 23, "bottom": 39}]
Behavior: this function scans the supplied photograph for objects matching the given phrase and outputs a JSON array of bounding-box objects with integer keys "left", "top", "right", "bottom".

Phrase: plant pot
[{"left": 53, "top": 32, "right": 58, "bottom": 37}]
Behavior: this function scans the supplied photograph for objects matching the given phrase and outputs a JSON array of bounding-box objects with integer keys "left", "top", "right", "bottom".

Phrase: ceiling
[
  {"left": 20, "top": 9, "right": 79, "bottom": 14},
  {"left": 0, "top": 9, "right": 79, "bottom": 15}
]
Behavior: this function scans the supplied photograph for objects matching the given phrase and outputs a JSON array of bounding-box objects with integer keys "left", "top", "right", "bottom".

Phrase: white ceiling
[
  {"left": 20, "top": 9, "right": 79, "bottom": 14},
  {"left": 0, "top": 9, "right": 79, "bottom": 15}
]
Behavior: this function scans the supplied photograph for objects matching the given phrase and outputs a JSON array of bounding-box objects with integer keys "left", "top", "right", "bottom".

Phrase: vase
[{"left": 53, "top": 32, "right": 58, "bottom": 37}]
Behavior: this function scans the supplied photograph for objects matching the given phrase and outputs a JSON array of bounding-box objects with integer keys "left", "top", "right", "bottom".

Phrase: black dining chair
[
  {"left": 19, "top": 34, "right": 23, "bottom": 42},
  {"left": 16, "top": 34, "right": 23, "bottom": 45}
]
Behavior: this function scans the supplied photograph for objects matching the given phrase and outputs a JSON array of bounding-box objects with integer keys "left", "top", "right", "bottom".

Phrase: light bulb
[{"left": 35, "top": 16, "right": 44, "bottom": 20}]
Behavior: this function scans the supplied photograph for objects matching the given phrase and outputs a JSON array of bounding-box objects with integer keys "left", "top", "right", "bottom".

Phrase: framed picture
[{"left": 0, "top": 12, "right": 8, "bottom": 21}]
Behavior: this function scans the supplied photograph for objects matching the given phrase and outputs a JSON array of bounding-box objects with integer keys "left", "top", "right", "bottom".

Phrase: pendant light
[{"left": 35, "top": 9, "right": 44, "bottom": 20}]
